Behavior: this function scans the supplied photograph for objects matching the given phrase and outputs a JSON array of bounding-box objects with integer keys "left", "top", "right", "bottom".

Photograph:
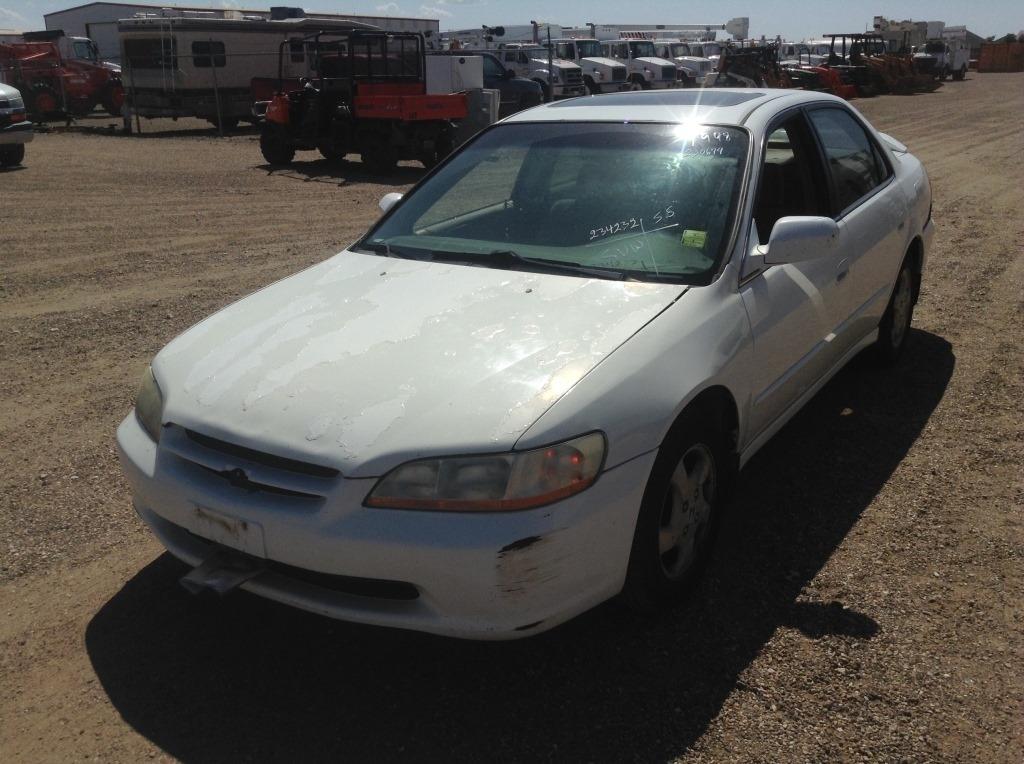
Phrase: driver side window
[{"left": 753, "top": 115, "right": 829, "bottom": 244}]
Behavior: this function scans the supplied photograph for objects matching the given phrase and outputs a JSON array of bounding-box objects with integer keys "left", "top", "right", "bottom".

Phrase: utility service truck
[
  {"left": 913, "top": 38, "right": 969, "bottom": 80},
  {"left": 548, "top": 38, "right": 629, "bottom": 94},
  {"left": 649, "top": 41, "right": 714, "bottom": 86},
  {"left": 598, "top": 38, "right": 679, "bottom": 90}
]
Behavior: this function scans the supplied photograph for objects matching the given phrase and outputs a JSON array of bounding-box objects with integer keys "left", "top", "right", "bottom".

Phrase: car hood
[
  {"left": 154, "top": 251, "right": 684, "bottom": 477},
  {"left": 580, "top": 56, "right": 625, "bottom": 70},
  {"left": 636, "top": 56, "right": 675, "bottom": 68}
]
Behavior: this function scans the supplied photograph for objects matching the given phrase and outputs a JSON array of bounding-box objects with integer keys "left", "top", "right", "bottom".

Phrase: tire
[
  {"left": 621, "top": 406, "right": 732, "bottom": 612},
  {"left": 871, "top": 257, "right": 917, "bottom": 366},
  {"left": 532, "top": 79, "right": 551, "bottom": 102},
  {"left": 584, "top": 77, "right": 599, "bottom": 95},
  {"left": 27, "top": 82, "right": 61, "bottom": 118},
  {"left": 627, "top": 76, "right": 648, "bottom": 91},
  {"left": 0, "top": 144, "right": 26, "bottom": 168},
  {"left": 953, "top": 66, "right": 966, "bottom": 81},
  {"left": 259, "top": 127, "right": 295, "bottom": 165}
]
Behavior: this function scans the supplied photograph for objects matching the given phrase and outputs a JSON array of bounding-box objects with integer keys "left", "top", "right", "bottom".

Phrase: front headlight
[
  {"left": 593, "top": 68, "right": 603, "bottom": 79},
  {"left": 551, "top": 71, "right": 561, "bottom": 82},
  {"left": 135, "top": 366, "right": 164, "bottom": 442},
  {"left": 365, "top": 432, "right": 606, "bottom": 511}
]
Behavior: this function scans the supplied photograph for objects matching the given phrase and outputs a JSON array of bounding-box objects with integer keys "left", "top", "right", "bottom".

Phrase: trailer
[{"left": 118, "top": 13, "right": 384, "bottom": 129}]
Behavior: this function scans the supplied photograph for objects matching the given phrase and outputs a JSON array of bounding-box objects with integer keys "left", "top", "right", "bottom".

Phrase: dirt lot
[{"left": 1, "top": 74, "right": 1022, "bottom": 762}]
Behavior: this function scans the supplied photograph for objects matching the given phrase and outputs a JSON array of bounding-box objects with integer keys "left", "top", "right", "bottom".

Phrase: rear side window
[
  {"left": 192, "top": 40, "right": 226, "bottom": 68},
  {"left": 807, "top": 107, "right": 889, "bottom": 214}
]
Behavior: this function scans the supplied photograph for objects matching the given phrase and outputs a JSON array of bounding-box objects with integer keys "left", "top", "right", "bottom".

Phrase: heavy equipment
[
  {"left": 823, "top": 33, "right": 940, "bottom": 96},
  {"left": 256, "top": 30, "right": 467, "bottom": 171}
]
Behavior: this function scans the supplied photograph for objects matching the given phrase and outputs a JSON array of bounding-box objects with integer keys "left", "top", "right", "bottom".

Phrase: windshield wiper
[{"left": 429, "top": 249, "right": 630, "bottom": 281}]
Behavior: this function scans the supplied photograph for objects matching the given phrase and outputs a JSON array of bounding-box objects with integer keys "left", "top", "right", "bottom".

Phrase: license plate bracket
[{"left": 189, "top": 504, "right": 266, "bottom": 557}]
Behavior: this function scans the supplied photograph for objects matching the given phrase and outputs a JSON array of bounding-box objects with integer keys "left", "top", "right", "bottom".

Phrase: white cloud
[
  {"left": 420, "top": 5, "right": 452, "bottom": 17},
  {"left": 376, "top": 2, "right": 403, "bottom": 14}
]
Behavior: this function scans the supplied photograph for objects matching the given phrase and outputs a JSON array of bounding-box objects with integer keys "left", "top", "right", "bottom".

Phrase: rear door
[{"left": 806, "top": 106, "right": 908, "bottom": 347}]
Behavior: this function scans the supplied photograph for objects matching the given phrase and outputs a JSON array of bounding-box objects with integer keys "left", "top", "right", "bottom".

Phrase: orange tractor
[{"left": 0, "top": 31, "right": 123, "bottom": 118}]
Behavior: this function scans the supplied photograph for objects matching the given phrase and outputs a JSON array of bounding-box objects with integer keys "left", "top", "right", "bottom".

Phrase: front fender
[{"left": 516, "top": 267, "right": 754, "bottom": 469}]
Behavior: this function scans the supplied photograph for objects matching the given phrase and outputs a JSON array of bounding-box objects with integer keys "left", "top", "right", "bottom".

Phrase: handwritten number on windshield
[{"left": 589, "top": 205, "right": 675, "bottom": 242}]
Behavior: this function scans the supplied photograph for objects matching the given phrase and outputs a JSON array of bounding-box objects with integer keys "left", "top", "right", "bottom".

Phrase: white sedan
[{"left": 117, "top": 89, "right": 933, "bottom": 639}]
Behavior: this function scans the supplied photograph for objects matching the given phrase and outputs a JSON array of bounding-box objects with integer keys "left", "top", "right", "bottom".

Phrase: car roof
[{"left": 502, "top": 88, "right": 849, "bottom": 128}]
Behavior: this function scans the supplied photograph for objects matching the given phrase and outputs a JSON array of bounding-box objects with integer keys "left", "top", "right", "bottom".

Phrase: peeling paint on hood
[{"left": 154, "top": 250, "right": 684, "bottom": 477}]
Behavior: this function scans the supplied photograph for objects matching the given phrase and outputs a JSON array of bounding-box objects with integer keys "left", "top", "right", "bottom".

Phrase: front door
[{"left": 740, "top": 111, "right": 850, "bottom": 442}]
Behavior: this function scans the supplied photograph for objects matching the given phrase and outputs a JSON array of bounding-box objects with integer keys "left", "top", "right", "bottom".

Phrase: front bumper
[
  {"left": 0, "top": 121, "right": 33, "bottom": 145},
  {"left": 117, "top": 413, "right": 655, "bottom": 640},
  {"left": 552, "top": 84, "right": 586, "bottom": 98}
]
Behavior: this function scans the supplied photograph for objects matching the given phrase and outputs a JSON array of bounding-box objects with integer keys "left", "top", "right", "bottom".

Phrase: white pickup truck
[
  {"left": 600, "top": 39, "right": 679, "bottom": 90},
  {"left": 650, "top": 41, "right": 715, "bottom": 87},
  {"left": 492, "top": 44, "right": 586, "bottom": 99},
  {"left": 548, "top": 38, "right": 629, "bottom": 94}
]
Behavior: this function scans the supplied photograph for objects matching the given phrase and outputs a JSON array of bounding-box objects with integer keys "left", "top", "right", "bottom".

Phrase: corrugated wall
[{"left": 977, "top": 42, "right": 1024, "bottom": 73}]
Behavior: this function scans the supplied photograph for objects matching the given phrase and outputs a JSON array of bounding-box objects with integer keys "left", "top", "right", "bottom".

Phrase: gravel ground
[{"left": 0, "top": 74, "right": 1021, "bottom": 762}]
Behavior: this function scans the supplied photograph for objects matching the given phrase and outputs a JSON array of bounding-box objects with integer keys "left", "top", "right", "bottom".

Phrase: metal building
[{"left": 43, "top": 3, "right": 438, "bottom": 62}]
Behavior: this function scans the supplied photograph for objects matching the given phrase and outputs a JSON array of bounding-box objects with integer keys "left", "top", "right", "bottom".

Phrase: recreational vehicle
[{"left": 118, "top": 14, "right": 381, "bottom": 127}]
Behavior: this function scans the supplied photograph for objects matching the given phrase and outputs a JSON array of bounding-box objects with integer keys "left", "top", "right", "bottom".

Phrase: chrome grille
[
  {"left": 611, "top": 66, "right": 627, "bottom": 81},
  {"left": 161, "top": 424, "right": 339, "bottom": 503},
  {"left": 565, "top": 68, "right": 583, "bottom": 85},
  {"left": 661, "top": 65, "right": 676, "bottom": 80}
]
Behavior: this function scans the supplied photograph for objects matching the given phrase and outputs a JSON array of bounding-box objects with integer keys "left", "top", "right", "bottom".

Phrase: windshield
[
  {"left": 669, "top": 43, "right": 690, "bottom": 57},
  {"left": 629, "top": 41, "right": 656, "bottom": 57},
  {"left": 924, "top": 42, "right": 945, "bottom": 53},
  {"left": 576, "top": 40, "right": 603, "bottom": 58},
  {"left": 74, "top": 40, "right": 99, "bottom": 62},
  {"left": 358, "top": 122, "right": 749, "bottom": 284},
  {"left": 701, "top": 43, "right": 722, "bottom": 57}
]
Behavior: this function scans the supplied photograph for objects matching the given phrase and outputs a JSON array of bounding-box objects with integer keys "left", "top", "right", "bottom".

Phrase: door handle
[{"left": 836, "top": 258, "right": 849, "bottom": 283}]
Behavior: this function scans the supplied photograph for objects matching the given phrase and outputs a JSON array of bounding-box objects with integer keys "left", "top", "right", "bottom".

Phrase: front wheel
[
  {"left": 0, "top": 144, "right": 26, "bottom": 168},
  {"left": 871, "top": 258, "right": 916, "bottom": 365},
  {"left": 622, "top": 408, "right": 730, "bottom": 612},
  {"left": 260, "top": 127, "right": 295, "bottom": 165},
  {"left": 952, "top": 65, "right": 967, "bottom": 81},
  {"left": 627, "top": 76, "right": 648, "bottom": 91}
]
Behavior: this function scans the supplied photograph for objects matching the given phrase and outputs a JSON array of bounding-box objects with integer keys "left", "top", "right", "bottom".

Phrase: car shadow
[
  {"left": 256, "top": 158, "right": 427, "bottom": 187},
  {"left": 85, "top": 329, "right": 954, "bottom": 762}
]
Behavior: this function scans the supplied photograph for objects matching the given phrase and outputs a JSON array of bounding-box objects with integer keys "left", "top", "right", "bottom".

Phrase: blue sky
[{"left": 1, "top": 1, "right": 1020, "bottom": 39}]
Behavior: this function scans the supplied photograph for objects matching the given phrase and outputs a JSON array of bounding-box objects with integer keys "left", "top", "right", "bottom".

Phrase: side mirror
[
  {"left": 760, "top": 216, "right": 839, "bottom": 265},
  {"left": 378, "top": 192, "right": 403, "bottom": 213}
]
